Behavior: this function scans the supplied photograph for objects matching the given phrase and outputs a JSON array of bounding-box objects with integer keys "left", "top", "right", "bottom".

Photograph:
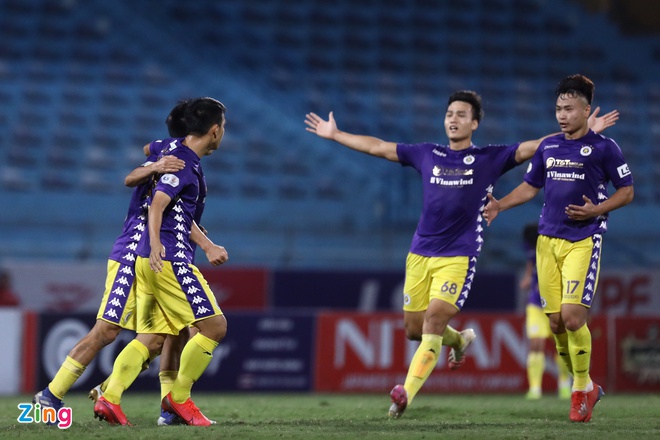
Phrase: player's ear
[{"left": 210, "top": 123, "right": 220, "bottom": 139}]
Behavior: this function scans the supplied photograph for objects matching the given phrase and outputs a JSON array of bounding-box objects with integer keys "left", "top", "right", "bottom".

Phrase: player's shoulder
[
  {"left": 476, "top": 143, "right": 519, "bottom": 155},
  {"left": 399, "top": 142, "right": 443, "bottom": 150}
]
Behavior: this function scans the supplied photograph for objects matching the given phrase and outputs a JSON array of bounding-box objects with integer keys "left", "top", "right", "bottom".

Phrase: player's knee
[
  {"left": 403, "top": 322, "right": 422, "bottom": 341},
  {"left": 563, "top": 317, "right": 586, "bottom": 332},
  {"left": 198, "top": 315, "right": 227, "bottom": 342},
  {"left": 93, "top": 320, "right": 122, "bottom": 346}
]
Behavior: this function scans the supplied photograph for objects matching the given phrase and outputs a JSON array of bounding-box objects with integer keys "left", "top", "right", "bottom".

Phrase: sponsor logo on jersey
[
  {"left": 617, "top": 163, "right": 631, "bottom": 178},
  {"left": 545, "top": 157, "right": 584, "bottom": 169},
  {"left": 432, "top": 166, "right": 474, "bottom": 176}
]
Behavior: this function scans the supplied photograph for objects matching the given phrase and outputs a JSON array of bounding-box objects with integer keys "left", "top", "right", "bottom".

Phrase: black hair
[
  {"left": 165, "top": 99, "right": 192, "bottom": 137},
  {"left": 447, "top": 90, "right": 484, "bottom": 122},
  {"left": 555, "top": 74, "right": 594, "bottom": 105},
  {"left": 184, "top": 97, "right": 226, "bottom": 136},
  {"left": 523, "top": 222, "right": 539, "bottom": 248}
]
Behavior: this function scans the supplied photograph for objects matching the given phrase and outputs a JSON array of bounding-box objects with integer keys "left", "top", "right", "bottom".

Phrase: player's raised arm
[
  {"left": 305, "top": 111, "right": 399, "bottom": 162},
  {"left": 514, "top": 107, "right": 620, "bottom": 163}
]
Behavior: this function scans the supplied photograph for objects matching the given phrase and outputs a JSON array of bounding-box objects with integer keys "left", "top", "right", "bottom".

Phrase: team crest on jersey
[
  {"left": 161, "top": 174, "right": 180, "bottom": 187},
  {"left": 580, "top": 145, "right": 592, "bottom": 156},
  {"left": 463, "top": 155, "right": 475, "bottom": 165}
]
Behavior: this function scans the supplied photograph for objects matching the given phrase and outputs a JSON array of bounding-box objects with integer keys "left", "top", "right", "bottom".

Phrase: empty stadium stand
[{"left": 0, "top": 0, "right": 658, "bottom": 269}]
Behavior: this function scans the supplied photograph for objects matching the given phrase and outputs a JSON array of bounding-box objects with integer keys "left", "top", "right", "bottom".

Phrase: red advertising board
[
  {"left": 612, "top": 316, "right": 660, "bottom": 392},
  {"left": 200, "top": 266, "right": 268, "bottom": 310},
  {"left": 315, "top": 312, "right": 609, "bottom": 394}
]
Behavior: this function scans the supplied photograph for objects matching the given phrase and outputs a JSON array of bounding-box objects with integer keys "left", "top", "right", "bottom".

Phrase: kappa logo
[
  {"left": 192, "top": 295, "right": 207, "bottom": 305},
  {"left": 196, "top": 306, "right": 211, "bottom": 315}
]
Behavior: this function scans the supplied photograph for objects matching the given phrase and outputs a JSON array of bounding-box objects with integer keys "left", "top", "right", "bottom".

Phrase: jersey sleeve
[
  {"left": 523, "top": 144, "right": 545, "bottom": 189},
  {"left": 491, "top": 143, "right": 521, "bottom": 175},
  {"left": 602, "top": 139, "right": 634, "bottom": 189},
  {"left": 396, "top": 142, "right": 426, "bottom": 171},
  {"left": 153, "top": 150, "right": 190, "bottom": 199}
]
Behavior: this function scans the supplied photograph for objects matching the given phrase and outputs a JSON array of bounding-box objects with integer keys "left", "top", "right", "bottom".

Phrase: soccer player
[
  {"left": 305, "top": 91, "right": 618, "bottom": 418},
  {"left": 93, "top": 97, "right": 228, "bottom": 426},
  {"left": 483, "top": 74, "right": 634, "bottom": 422},
  {"left": 34, "top": 100, "right": 226, "bottom": 425},
  {"left": 520, "top": 223, "right": 571, "bottom": 400}
]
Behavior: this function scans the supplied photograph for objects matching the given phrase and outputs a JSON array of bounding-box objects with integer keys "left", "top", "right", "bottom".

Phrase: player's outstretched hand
[
  {"left": 588, "top": 106, "right": 619, "bottom": 134},
  {"left": 305, "top": 112, "right": 338, "bottom": 140},
  {"left": 483, "top": 193, "right": 500, "bottom": 227}
]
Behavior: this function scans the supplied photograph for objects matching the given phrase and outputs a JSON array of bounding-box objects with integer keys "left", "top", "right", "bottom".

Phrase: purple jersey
[
  {"left": 107, "top": 140, "right": 168, "bottom": 264},
  {"left": 137, "top": 139, "right": 204, "bottom": 264},
  {"left": 524, "top": 130, "right": 633, "bottom": 241},
  {"left": 397, "top": 142, "right": 520, "bottom": 257}
]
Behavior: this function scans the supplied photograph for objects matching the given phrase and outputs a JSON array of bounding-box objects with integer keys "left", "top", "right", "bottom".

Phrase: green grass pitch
[{"left": 2, "top": 392, "right": 659, "bottom": 439}]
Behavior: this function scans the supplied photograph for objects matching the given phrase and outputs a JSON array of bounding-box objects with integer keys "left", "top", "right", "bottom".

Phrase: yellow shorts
[
  {"left": 536, "top": 234, "right": 602, "bottom": 314},
  {"left": 135, "top": 256, "right": 223, "bottom": 335},
  {"left": 402, "top": 252, "right": 475, "bottom": 312},
  {"left": 96, "top": 260, "right": 137, "bottom": 330},
  {"left": 525, "top": 304, "right": 551, "bottom": 339}
]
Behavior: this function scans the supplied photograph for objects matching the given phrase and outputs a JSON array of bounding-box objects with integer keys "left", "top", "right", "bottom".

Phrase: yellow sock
[
  {"left": 403, "top": 334, "right": 442, "bottom": 405},
  {"left": 526, "top": 352, "right": 545, "bottom": 391},
  {"left": 441, "top": 325, "right": 461, "bottom": 348},
  {"left": 100, "top": 377, "right": 109, "bottom": 393},
  {"left": 567, "top": 325, "right": 592, "bottom": 391},
  {"left": 170, "top": 333, "right": 218, "bottom": 403},
  {"left": 48, "top": 356, "right": 86, "bottom": 400},
  {"left": 556, "top": 353, "right": 570, "bottom": 382},
  {"left": 553, "top": 332, "right": 573, "bottom": 374},
  {"left": 555, "top": 353, "right": 572, "bottom": 397},
  {"left": 159, "top": 371, "right": 178, "bottom": 400},
  {"left": 97, "top": 351, "right": 155, "bottom": 395},
  {"left": 104, "top": 340, "right": 150, "bottom": 404}
]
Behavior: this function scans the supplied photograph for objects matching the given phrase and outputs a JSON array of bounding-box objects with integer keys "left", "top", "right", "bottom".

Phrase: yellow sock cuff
[
  {"left": 159, "top": 370, "right": 178, "bottom": 383},
  {"left": 191, "top": 332, "right": 219, "bottom": 354},
  {"left": 128, "top": 339, "right": 150, "bottom": 359},
  {"left": 48, "top": 356, "right": 87, "bottom": 399},
  {"left": 441, "top": 326, "right": 460, "bottom": 348},
  {"left": 421, "top": 333, "right": 442, "bottom": 346}
]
